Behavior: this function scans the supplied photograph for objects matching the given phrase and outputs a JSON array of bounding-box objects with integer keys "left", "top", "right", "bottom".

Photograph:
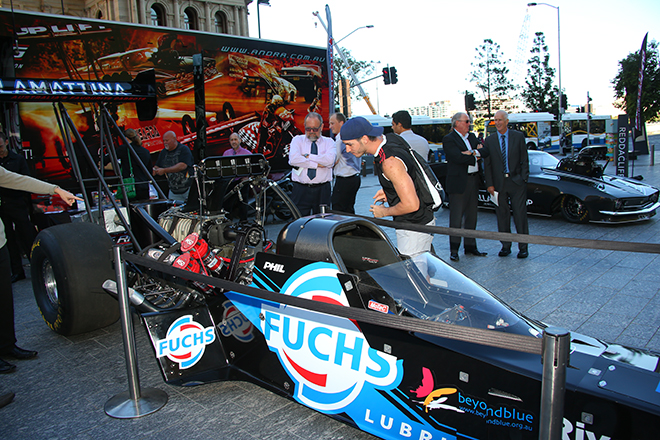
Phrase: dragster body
[{"left": 134, "top": 214, "right": 660, "bottom": 440}]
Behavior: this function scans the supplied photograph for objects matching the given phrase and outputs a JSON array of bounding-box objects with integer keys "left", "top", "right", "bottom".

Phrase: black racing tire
[
  {"left": 560, "top": 195, "right": 590, "bottom": 223},
  {"left": 182, "top": 114, "right": 195, "bottom": 134},
  {"left": 222, "top": 102, "right": 235, "bottom": 121},
  {"left": 527, "top": 142, "right": 537, "bottom": 150},
  {"left": 31, "top": 223, "right": 119, "bottom": 335}
]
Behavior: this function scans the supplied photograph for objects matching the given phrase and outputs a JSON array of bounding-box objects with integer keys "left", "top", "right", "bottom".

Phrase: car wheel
[
  {"left": 31, "top": 223, "right": 119, "bottom": 335},
  {"left": 182, "top": 114, "right": 195, "bottom": 134},
  {"left": 560, "top": 195, "right": 589, "bottom": 223},
  {"left": 222, "top": 102, "right": 235, "bottom": 121}
]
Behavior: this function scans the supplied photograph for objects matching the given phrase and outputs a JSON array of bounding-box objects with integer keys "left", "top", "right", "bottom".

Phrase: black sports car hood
[{"left": 545, "top": 167, "right": 659, "bottom": 197}]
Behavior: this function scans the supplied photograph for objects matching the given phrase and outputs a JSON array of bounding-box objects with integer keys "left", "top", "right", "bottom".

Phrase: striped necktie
[{"left": 501, "top": 135, "right": 508, "bottom": 174}]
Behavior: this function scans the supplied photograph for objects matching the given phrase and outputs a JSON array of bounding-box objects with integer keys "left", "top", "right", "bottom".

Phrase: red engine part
[{"left": 181, "top": 233, "right": 223, "bottom": 273}]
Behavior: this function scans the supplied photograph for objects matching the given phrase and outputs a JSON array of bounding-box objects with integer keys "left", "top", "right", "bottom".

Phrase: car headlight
[{"left": 651, "top": 192, "right": 659, "bottom": 204}]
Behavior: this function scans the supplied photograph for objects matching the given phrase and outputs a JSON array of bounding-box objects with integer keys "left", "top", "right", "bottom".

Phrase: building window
[
  {"left": 214, "top": 12, "right": 227, "bottom": 34},
  {"left": 183, "top": 7, "right": 198, "bottom": 30},
  {"left": 96, "top": 10, "right": 103, "bottom": 20},
  {"left": 151, "top": 4, "right": 166, "bottom": 27}
]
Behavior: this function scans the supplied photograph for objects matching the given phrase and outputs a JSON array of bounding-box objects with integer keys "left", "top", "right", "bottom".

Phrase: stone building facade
[{"left": 0, "top": 0, "right": 251, "bottom": 36}]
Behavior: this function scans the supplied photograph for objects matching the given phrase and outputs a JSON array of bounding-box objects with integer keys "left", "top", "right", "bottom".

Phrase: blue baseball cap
[{"left": 340, "top": 117, "right": 384, "bottom": 140}]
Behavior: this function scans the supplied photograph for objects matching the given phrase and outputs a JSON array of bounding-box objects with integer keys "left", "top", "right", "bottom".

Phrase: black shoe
[
  {"left": 465, "top": 249, "right": 487, "bottom": 257},
  {"left": 11, "top": 272, "right": 26, "bottom": 283},
  {"left": 0, "top": 359, "right": 16, "bottom": 374},
  {"left": 0, "top": 392, "right": 15, "bottom": 408},
  {"left": 450, "top": 253, "right": 459, "bottom": 261},
  {"left": 498, "top": 248, "right": 511, "bottom": 257},
  {"left": 1, "top": 346, "right": 38, "bottom": 360},
  {"left": 517, "top": 250, "right": 529, "bottom": 259}
]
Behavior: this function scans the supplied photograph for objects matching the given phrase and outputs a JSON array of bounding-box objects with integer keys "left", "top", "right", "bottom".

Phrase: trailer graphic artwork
[{"left": 0, "top": 9, "right": 329, "bottom": 184}]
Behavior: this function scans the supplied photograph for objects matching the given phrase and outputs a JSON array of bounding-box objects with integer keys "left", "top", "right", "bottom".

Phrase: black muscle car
[{"left": 434, "top": 151, "right": 660, "bottom": 223}]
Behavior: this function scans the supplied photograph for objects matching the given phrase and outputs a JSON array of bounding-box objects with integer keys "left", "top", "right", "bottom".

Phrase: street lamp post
[
  {"left": 528, "top": 3, "right": 563, "bottom": 151},
  {"left": 313, "top": 11, "right": 377, "bottom": 115},
  {"left": 336, "top": 25, "right": 374, "bottom": 45}
]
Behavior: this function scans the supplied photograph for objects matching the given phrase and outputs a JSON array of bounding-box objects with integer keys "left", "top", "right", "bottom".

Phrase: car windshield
[
  {"left": 529, "top": 151, "right": 559, "bottom": 174},
  {"left": 366, "top": 253, "right": 541, "bottom": 337}
]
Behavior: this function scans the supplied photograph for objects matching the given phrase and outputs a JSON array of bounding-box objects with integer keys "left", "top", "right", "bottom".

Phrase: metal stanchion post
[
  {"left": 105, "top": 245, "right": 168, "bottom": 418},
  {"left": 651, "top": 144, "right": 655, "bottom": 166},
  {"left": 539, "top": 327, "right": 570, "bottom": 440}
]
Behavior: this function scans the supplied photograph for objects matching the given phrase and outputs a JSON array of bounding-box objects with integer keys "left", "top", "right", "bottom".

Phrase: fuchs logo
[
  {"left": 218, "top": 300, "right": 254, "bottom": 343},
  {"left": 260, "top": 262, "right": 402, "bottom": 411},
  {"left": 156, "top": 315, "right": 215, "bottom": 369}
]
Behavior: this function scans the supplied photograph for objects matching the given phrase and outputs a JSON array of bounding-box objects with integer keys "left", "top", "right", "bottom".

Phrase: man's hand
[
  {"left": 153, "top": 166, "right": 165, "bottom": 176},
  {"left": 373, "top": 188, "right": 387, "bottom": 203},
  {"left": 487, "top": 186, "right": 495, "bottom": 195},
  {"left": 54, "top": 187, "right": 83, "bottom": 206},
  {"left": 370, "top": 203, "right": 387, "bottom": 218}
]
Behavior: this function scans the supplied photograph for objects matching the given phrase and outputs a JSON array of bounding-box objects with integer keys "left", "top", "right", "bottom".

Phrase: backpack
[{"left": 386, "top": 134, "right": 444, "bottom": 211}]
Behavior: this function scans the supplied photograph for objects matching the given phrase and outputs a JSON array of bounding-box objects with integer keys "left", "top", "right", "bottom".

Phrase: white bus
[
  {"left": 561, "top": 113, "right": 615, "bottom": 154},
  {"left": 485, "top": 112, "right": 558, "bottom": 151},
  {"left": 359, "top": 114, "right": 452, "bottom": 161},
  {"left": 484, "top": 112, "right": 615, "bottom": 154}
]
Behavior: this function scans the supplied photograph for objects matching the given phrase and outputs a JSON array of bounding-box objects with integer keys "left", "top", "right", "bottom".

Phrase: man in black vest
[{"left": 341, "top": 117, "right": 435, "bottom": 257}]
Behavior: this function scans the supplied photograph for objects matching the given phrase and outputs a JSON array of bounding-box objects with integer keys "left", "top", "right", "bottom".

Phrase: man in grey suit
[{"left": 483, "top": 110, "right": 530, "bottom": 258}]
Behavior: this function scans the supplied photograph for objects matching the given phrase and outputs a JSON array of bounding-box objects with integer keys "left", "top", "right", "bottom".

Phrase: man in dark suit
[
  {"left": 443, "top": 112, "right": 488, "bottom": 261},
  {"left": 482, "top": 110, "right": 530, "bottom": 258}
]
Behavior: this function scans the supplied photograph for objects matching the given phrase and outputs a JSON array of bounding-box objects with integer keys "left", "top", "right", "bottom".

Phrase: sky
[{"left": 246, "top": 0, "right": 659, "bottom": 118}]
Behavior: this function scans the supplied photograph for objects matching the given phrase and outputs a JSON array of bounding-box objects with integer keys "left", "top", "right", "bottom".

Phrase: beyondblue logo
[{"left": 156, "top": 315, "right": 215, "bottom": 369}]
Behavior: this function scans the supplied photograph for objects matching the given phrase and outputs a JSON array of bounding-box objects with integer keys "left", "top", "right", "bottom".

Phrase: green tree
[
  {"left": 521, "top": 32, "right": 559, "bottom": 116},
  {"left": 333, "top": 48, "right": 374, "bottom": 110},
  {"left": 470, "top": 39, "right": 515, "bottom": 117},
  {"left": 612, "top": 40, "right": 660, "bottom": 122}
]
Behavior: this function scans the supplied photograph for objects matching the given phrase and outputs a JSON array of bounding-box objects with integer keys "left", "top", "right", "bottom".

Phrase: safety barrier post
[
  {"left": 651, "top": 144, "right": 655, "bottom": 166},
  {"left": 539, "top": 327, "right": 570, "bottom": 440},
  {"left": 104, "top": 245, "right": 168, "bottom": 418}
]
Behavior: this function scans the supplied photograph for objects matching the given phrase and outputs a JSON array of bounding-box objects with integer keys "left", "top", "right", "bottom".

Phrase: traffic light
[
  {"left": 389, "top": 66, "right": 398, "bottom": 84},
  {"left": 464, "top": 91, "right": 476, "bottom": 110},
  {"left": 560, "top": 93, "right": 567, "bottom": 109},
  {"left": 382, "top": 67, "right": 391, "bottom": 85}
]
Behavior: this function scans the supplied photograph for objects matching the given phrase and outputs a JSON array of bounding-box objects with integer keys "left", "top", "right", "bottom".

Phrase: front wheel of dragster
[{"left": 31, "top": 222, "right": 119, "bottom": 335}]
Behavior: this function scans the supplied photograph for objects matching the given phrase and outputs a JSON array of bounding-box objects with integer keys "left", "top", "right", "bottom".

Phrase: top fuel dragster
[{"left": 43, "top": 198, "right": 658, "bottom": 440}]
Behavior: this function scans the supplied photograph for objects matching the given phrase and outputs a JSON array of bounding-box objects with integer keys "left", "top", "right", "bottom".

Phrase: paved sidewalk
[{"left": 2, "top": 139, "right": 660, "bottom": 439}]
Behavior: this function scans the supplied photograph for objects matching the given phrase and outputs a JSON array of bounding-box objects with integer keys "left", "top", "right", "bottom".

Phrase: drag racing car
[
  {"left": 31, "top": 199, "right": 660, "bottom": 439},
  {"left": 506, "top": 151, "right": 660, "bottom": 223}
]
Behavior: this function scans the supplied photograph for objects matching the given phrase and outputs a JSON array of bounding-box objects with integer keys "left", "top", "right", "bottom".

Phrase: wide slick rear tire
[{"left": 31, "top": 222, "right": 119, "bottom": 335}]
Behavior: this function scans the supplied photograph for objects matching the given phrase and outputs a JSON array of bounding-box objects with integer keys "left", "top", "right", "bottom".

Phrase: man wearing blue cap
[{"left": 340, "top": 116, "right": 435, "bottom": 257}]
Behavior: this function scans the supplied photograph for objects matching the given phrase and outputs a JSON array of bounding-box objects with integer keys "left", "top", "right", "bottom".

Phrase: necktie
[
  {"left": 500, "top": 135, "right": 508, "bottom": 174},
  {"left": 307, "top": 141, "right": 317, "bottom": 180}
]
